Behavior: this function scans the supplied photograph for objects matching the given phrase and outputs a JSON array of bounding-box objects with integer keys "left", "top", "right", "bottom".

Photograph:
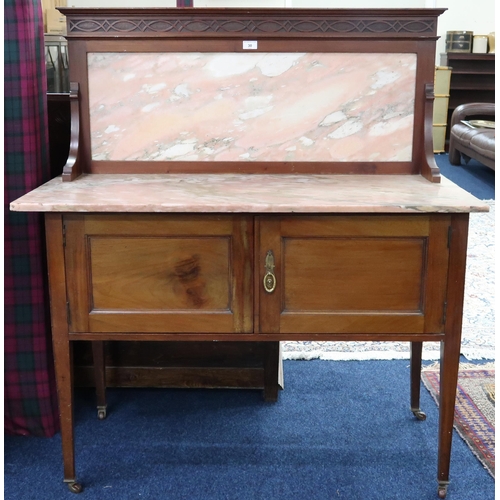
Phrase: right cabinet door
[{"left": 257, "top": 214, "right": 450, "bottom": 335}]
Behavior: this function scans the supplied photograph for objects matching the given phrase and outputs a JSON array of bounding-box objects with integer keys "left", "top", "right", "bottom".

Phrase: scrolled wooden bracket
[
  {"left": 421, "top": 82, "right": 441, "bottom": 183},
  {"left": 62, "top": 82, "right": 82, "bottom": 182}
]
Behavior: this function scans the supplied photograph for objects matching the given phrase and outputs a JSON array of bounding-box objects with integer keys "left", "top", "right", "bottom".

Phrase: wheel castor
[
  {"left": 67, "top": 481, "right": 83, "bottom": 494},
  {"left": 97, "top": 406, "right": 107, "bottom": 420},
  {"left": 437, "top": 483, "right": 448, "bottom": 498},
  {"left": 411, "top": 408, "right": 427, "bottom": 421}
]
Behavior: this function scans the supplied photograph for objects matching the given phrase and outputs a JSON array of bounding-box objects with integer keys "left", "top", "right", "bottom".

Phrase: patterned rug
[
  {"left": 422, "top": 364, "right": 495, "bottom": 477},
  {"left": 283, "top": 200, "right": 495, "bottom": 361}
]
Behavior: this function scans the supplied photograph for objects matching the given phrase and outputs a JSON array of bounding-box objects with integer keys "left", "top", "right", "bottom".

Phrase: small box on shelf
[{"left": 445, "top": 31, "right": 473, "bottom": 53}]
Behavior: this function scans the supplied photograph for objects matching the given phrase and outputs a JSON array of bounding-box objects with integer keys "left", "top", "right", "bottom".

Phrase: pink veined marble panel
[
  {"left": 88, "top": 52, "right": 417, "bottom": 162},
  {"left": 10, "top": 175, "right": 488, "bottom": 214}
]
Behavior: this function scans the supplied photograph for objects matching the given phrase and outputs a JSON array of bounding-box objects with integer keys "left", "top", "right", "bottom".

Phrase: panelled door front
[
  {"left": 64, "top": 214, "right": 253, "bottom": 334},
  {"left": 257, "top": 215, "right": 450, "bottom": 335}
]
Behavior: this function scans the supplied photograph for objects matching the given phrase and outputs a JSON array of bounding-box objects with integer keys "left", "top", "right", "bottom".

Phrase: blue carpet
[
  {"left": 435, "top": 153, "right": 495, "bottom": 200},
  {"left": 4, "top": 360, "right": 494, "bottom": 500}
]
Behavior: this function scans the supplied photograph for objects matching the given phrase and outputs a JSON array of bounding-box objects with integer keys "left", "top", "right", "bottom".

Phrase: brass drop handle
[{"left": 263, "top": 250, "right": 276, "bottom": 293}]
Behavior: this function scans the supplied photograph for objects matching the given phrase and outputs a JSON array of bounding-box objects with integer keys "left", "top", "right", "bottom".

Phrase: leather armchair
[{"left": 448, "top": 102, "right": 495, "bottom": 170}]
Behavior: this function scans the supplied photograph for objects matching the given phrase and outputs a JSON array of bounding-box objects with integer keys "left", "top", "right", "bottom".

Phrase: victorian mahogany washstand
[{"left": 11, "top": 8, "right": 488, "bottom": 498}]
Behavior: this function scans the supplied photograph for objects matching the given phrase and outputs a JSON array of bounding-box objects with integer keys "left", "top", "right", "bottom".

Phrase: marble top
[{"left": 10, "top": 174, "right": 488, "bottom": 214}]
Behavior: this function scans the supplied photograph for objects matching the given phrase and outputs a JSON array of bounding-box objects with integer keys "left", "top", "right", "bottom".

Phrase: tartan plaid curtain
[{"left": 4, "top": 0, "right": 59, "bottom": 436}]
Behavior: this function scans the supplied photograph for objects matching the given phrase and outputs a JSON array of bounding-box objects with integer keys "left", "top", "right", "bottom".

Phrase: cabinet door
[
  {"left": 257, "top": 215, "right": 450, "bottom": 335},
  {"left": 64, "top": 214, "right": 253, "bottom": 334}
]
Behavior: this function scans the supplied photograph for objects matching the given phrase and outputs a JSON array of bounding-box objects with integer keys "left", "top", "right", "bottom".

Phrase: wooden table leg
[
  {"left": 437, "top": 338, "right": 461, "bottom": 499},
  {"left": 436, "top": 213, "right": 469, "bottom": 499},
  {"left": 46, "top": 214, "right": 82, "bottom": 493},
  {"left": 410, "top": 341, "right": 426, "bottom": 420},
  {"left": 92, "top": 341, "right": 107, "bottom": 420},
  {"left": 53, "top": 338, "right": 82, "bottom": 493},
  {"left": 263, "top": 342, "right": 281, "bottom": 402}
]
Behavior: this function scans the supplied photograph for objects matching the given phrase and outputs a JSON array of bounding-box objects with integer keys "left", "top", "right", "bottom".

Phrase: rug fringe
[
  {"left": 422, "top": 361, "right": 496, "bottom": 371},
  {"left": 283, "top": 352, "right": 496, "bottom": 364}
]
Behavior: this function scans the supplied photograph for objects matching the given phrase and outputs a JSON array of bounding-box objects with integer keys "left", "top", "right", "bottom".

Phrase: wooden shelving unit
[{"left": 440, "top": 53, "right": 495, "bottom": 147}]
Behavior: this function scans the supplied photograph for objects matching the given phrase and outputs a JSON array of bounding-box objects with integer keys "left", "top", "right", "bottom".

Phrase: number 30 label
[{"left": 243, "top": 41, "right": 258, "bottom": 50}]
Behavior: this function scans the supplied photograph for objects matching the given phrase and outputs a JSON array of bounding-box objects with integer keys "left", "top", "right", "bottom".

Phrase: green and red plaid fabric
[
  {"left": 5, "top": 0, "right": 59, "bottom": 437},
  {"left": 177, "top": 0, "right": 194, "bottom": 7}
]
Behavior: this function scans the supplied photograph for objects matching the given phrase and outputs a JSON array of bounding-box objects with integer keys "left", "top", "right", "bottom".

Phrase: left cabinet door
[{"left": 64, "top": 214, "right": 253, "bottom": 334}]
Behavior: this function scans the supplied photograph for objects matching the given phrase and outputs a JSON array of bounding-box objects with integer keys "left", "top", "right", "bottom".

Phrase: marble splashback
[{"left": 88, "top": 52, "right": 416, "bottom": 163}]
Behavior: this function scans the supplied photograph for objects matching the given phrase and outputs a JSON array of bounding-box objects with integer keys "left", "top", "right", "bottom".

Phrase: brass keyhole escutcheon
[
  {"left": 263, "top": 250, "right": 276, "bottom": 294},
  {"left": 263, "top": 272, "right": 276, "bottom": 293}
]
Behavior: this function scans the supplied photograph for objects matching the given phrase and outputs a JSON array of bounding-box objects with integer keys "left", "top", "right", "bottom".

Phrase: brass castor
[
  {"left": 437, "top": 483, "right": 448, "bottom": 498},
  {"left": 411, "top": 408, "right": 427, "bottom": 421},
  {"left": 97, "top": 406, "right": 107, "bottom": 420},
  {"left": 67, "top": 481, "right": 83, "bottom": 494}
]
